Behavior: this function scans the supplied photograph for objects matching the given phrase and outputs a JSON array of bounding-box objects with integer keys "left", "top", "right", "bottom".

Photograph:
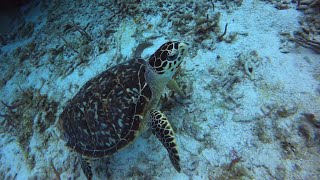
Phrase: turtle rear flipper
[
  {"left": 80, "top": 156, "right": 93, "bottom": 180},
  {"left": 149, "top": 110, "right": 181, "bottom": 172}
]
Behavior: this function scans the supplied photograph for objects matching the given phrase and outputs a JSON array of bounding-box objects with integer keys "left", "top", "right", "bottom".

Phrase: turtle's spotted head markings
[{"left": 148, "top": 41, "right": 189, "bottom": 75}]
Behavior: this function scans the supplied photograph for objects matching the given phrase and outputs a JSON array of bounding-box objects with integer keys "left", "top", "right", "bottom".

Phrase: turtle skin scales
[{"left": 59, "top": 58, "right": 153, "bottom": 158}]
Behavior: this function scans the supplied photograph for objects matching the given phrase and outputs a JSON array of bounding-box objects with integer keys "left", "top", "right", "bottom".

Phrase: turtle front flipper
[
  {"left": 167, "top": 79, "right": 186, "bottom": 98},
  {"left": 80, "top": 156, "right": 93, "bottom": 180},
  {"left": 149, "top": 110, "right": 181, "bottom": 172}
]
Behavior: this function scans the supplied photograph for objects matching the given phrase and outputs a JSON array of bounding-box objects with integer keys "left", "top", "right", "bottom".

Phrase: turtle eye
[{"left": 167, "top": 53, "right": 178, "bottom": 61}]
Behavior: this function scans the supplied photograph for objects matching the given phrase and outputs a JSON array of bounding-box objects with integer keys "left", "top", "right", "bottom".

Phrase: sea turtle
[{"left": 58, "top": 41, "right": 189, "bottom": 179}]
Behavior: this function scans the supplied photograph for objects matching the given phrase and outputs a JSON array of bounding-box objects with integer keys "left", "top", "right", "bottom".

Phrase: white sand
[{"left": 0, "top": 0, "right": 319, "bottom": 179}]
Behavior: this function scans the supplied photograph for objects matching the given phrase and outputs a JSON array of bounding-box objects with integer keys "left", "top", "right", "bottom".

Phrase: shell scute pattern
[{"left": 59, "top": 59, "right": 152, "bottom": 157}]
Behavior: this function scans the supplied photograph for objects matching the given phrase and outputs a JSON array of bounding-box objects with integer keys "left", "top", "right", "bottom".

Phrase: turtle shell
[{"left": 59, "top": 58, "right": 153, "bottom": 157}]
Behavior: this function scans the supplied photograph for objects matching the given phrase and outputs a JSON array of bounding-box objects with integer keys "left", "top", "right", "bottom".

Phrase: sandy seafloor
[{"left": 0, "top": 0, "right": 320, "bottom": 179}]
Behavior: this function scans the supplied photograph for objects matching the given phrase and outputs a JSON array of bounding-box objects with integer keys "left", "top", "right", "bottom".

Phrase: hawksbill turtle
[{"left": 58, "top": 41, "right": 189, "bottom": 179}]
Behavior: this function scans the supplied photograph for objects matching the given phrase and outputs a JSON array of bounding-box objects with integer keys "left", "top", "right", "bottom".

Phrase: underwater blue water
[{"left": 0, "top": 0, "right": 319, "bottom": 179}]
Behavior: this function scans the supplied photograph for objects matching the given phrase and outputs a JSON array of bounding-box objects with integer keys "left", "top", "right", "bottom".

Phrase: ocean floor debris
[{"left": 0, "top": 0, "right": 319, "bottom": 179}]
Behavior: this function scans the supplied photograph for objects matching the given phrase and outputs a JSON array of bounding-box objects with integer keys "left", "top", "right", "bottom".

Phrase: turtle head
[{"left": 148, "top": 41, "right": 189, "bottom": 75}]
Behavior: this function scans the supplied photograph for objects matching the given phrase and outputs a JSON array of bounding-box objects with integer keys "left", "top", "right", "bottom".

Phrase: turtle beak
[{"left": 178, "top": 42, "right": 189, "bottom": 57}]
